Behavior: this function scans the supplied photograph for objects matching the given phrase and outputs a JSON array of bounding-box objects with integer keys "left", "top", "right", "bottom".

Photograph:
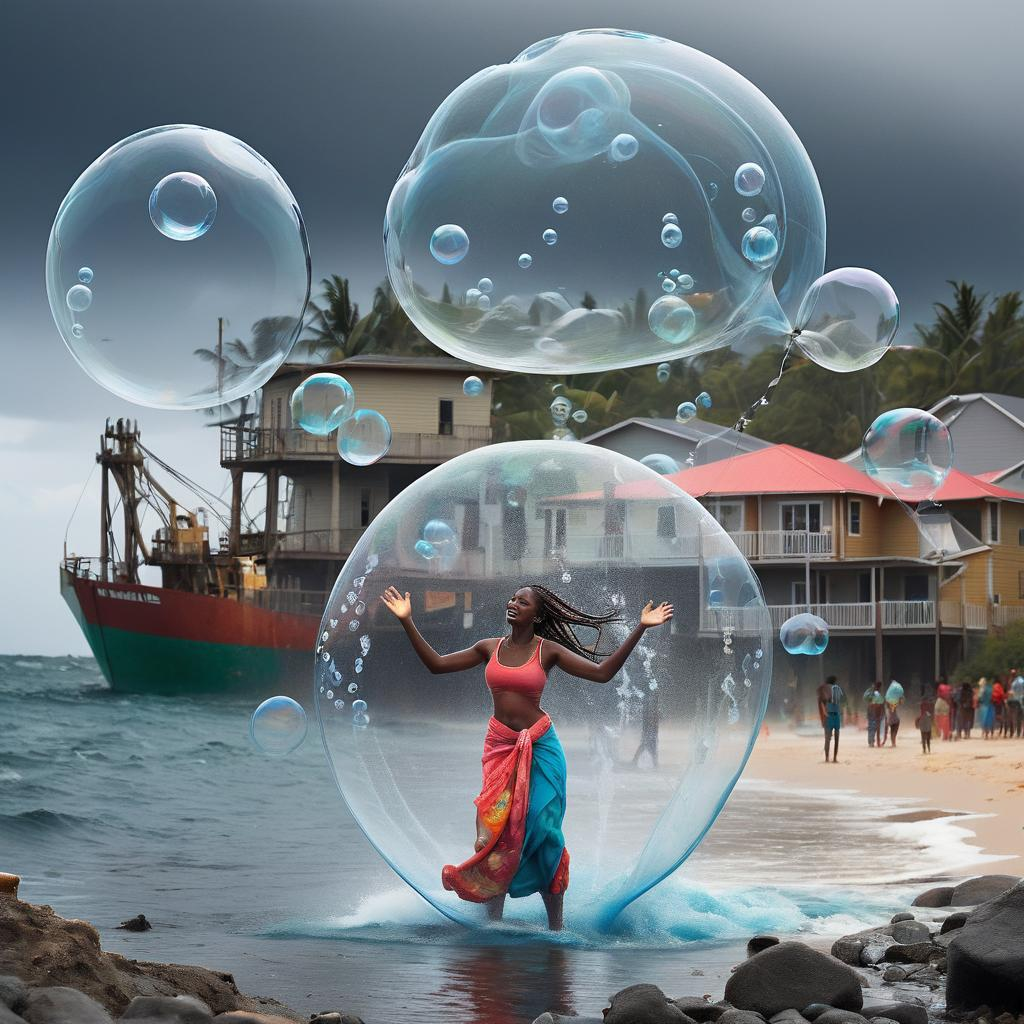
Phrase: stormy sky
[{"left": 1, "top": 0, "right": 1022, "bottom": 654}]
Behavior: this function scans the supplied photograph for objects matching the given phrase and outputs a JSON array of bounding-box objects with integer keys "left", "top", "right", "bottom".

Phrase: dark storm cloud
[{"left": 1, "top": 0, "right": 1021, "bottom": 651}]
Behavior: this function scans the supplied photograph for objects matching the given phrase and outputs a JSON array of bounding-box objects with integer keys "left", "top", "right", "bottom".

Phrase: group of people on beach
[{"left": 816, "top": 670, "right": 1024, "bottom": 762}]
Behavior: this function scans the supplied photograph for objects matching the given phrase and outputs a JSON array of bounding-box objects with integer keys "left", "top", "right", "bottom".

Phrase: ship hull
[{"left": 60, "top": 568, "right": 318, "bottom": 696}]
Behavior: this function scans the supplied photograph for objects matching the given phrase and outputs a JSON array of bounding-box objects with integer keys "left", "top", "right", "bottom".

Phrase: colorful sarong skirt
[{"left": 441, "top": 714, "right": 570, "bottom": 902}]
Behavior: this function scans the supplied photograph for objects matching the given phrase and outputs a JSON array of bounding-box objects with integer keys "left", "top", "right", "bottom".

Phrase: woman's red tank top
[{"left": 485, "top": 638, "right": 547, "bottom": 698}]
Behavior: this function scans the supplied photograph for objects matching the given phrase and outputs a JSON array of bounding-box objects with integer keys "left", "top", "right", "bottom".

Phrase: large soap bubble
[
  {"left": 46, "top": 125, "right": 311, "bottom": 409},
  {"left": 862, "top": 408, "right": 953, "bottom": 502},
  {"left": 779, "top": 612, "right": 829, "bottom": 656},
  {"left": 290, "top": 372, "right": 355, "bottom": 436},
  {"left": 315, "top": 441, "right": 772, "bottom": 926},
  {"left": 384, "top": 29, "right": 824, "bottom": 374}
]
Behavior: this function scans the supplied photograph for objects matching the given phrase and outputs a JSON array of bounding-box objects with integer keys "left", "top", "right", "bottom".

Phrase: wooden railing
[
  {"left": 273, "top": 528, "right": 365, "bottom": 556},
  {"left": 730, "top": 531, "right": 834, "bottom": 559},
  {"left": 993, "top": 605, "right": 1024, "bottom": 628},
  {"left": 220, "top": 424, "right": 492, "bottom": 464}
]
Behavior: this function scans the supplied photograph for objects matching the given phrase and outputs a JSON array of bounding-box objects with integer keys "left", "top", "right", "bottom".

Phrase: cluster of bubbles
[
  {"left": 657, "top": 266, "right": 696, "bottom": 296},
  {"left": 291, "top": 373, "right": 392, "bottom": 467},
  {"left": 250, "top": 696, "right": 307, "bottom": 756},
  {"left": 779, "top": 612, "right": 830, "bottom": 656},
  {"left": 675, "top": 390, "right": 712, "bottom": 424},
  {"left": 46, "top": 125, "right": 311, "bottom": 409},
  {"left": 414, "top": 519, "right": 459, "bottom": 561},
  {"left": 316, "top": 554, "right": 380, "bottom": 728},
  {"left": 861, "top": 407, "right": 953, "bottom": 503}
]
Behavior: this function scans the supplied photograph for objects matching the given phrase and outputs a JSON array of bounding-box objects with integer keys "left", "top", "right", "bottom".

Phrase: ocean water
[{"left": 0, "top": 656, "right": 995, "bottom": 1024}]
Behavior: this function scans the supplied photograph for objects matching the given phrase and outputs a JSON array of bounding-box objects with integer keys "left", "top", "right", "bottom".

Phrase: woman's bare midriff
[{"left": 491, "top": 690, "right": 545, "bottom": 731}]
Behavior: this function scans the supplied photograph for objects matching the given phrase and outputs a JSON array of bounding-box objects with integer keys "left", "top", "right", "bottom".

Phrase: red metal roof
[
  {"left": 928, "top": 468, "right": 1024, "bottom": 502},
  {"left": 665, "top": 444, "right": 890, "bottom": 498}
]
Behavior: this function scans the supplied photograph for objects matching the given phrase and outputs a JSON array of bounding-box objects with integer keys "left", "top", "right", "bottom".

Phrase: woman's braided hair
[{"left": 524, "top": 584, "right": 622, "bottom": 663}]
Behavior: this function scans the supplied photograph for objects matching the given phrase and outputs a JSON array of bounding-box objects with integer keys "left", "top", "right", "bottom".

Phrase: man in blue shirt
[
  {"left": 1007, "top": 668, "right": 1024, "bottom": 738},
  {"left": 818, "top": 675, "right": 845, "bottom": 763}
]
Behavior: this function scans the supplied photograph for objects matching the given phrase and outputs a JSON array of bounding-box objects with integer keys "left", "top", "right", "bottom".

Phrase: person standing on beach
[
  {"left": 957, "top": 680, "right": 975, "bottom": 739},
  {"left": 934, "top": 691, "right": 951, "bottom": 741},
  {"left": 978, "top": 677, "right": 996, "bottom": 739},
  {"left": 916, "top": 704, "right": 933, "bottom": 753},
  {"left": 1008, "top": 669, "right": 1024, "bottom": 738},
  {"left": 818, "top": 675, "right": 844, "bottom": 763},
  {"left": 863, "top": 681, "right": 884, "bottom": 747}
]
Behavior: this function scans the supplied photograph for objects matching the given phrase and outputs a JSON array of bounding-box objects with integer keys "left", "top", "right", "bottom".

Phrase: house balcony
[
  {"left": 993, "top": 605, "right": 1024, "bottom": 628},
  {"left": 729, "top": 530, "right": 834, "bottom": 560},
  {"left": 220, "top": 424, "right": 493, "bottom": 465},
  {"left": 269, "top": 528, "right": 366, "bottom": 559},
  {"left": 700, "top": 600, "right": 990, "bottom": 635}
]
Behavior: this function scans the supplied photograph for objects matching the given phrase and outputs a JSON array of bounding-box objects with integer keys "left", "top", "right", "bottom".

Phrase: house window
[
  {"left": 1019, "top": 527, "right": 1024, "bottom": 546},
  {"left": 849, "top": 500, "right": 861, "bottom": 535},
  {"left": 858, "top": 572, "right": 872, "bottom": 603},
  {"left": 657, "top": 505, "right": 676, "bottom": 538},
  {"left": 989, "top": 504, "right": 1000, "bottom": 543},
  {"left": 544, "top": 508, "right": 567, "bottom": 553},
  {"left": 707, "top": 499, "right": 744, "bottom": 532},
  {"left": 993, "top": 593, "right": 1001, "bottom": 605},
  {"left": 952, "top": 507, "right": 982, "bottom": 539},
  {"left": 439, "top": 399, "right": 454, "bottom": 436},
  {"left": 359, "top": 488, "right": 372, "bottom": 527},
  {"left": 792, "top": 581, "right": 807, "bottom": 605},
  {"left": 781, "top": 502, "right": 822, "bottom": 532}
]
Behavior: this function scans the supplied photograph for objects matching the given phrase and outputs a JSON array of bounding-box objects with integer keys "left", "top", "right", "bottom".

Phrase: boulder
[
  {"left": 890, "top": 921, "right": 930, "bottom": 945},
  {"left": 801, "top": 1006, "right": 833, "bottom": 1021},
  {"left": 768, "top": 1012, "right": 806, "bottom": 1024},
  {"left": 940, "top": 911, "right": 970, "bottom": 935},
  {"left": 724, "top": 943, "right": 863, "bottom": 1018},
  {"left": 213, "top": 1016, "right": 315, "bottom": 1024},
  {"left": 830, "top": 938, "right": 864, "bottom": 967},
  {"left": 859, "top": 1001, "right": 928, "bottom": 1024},
  {"left": 530, "top": 1016, "right": 603, "bottom": 1024},
  {"left": 949, "top": 875, "right": 1021, "bottom": 907},
  {"left": 0, "top": 1002, "right": 26, "bottom": 1024},
  {"left": 881, "top": 943, "right": 934, "bottom": 965},
  {"left": 527, "top": 292, "right": 573, "bottom": 326},
  {"left": 0, "top": 899, "right": 300, "bottom": 1021},
  {"left": 860, "top": 938, "right": 898, "bottom": 966},
  {"left": 673, "top": 998, "right": 726, "bottom": 1022},
  {"left": 747, "top": 936, "right": 780, "bottom": 958},
  {"left": 718, "top": 1012, "right": 765, "bottom": 1024},
  {"left": 604, "top": 985, "right": 692, "bottom": 1024},
  {"left": 22, "top": 986, "right": 113, "bottom": 1024},
  {"left": 947, "top": 881, "right": 1024, "bottom": 1013},
  {"left": 814, "top": 1012, "right": 868, "bottom": 1024},
  {"left": 881, "top": 967, "right": 907, "bottom": 983},
  {"left": 120, "top": 994, "right": 212, "bottom": 1021},
  {"left": 117, "top": 915, "right": 153, "bottom": 933},
  {"left": 890, "top": 914, "right": 914, "bottom": 924},
  {"left": 911, "top": 887, "right": 953, "bottom": 908},
  {"left": 0, "top": 977, "right": 26, "bottom": 1013}
]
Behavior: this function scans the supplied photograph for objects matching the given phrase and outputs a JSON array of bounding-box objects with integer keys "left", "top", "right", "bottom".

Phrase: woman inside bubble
[{"left": 381, "top": 583, "right": 672, "bottom": 930}]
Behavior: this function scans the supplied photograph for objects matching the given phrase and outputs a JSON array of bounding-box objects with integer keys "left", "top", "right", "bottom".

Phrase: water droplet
[
  {"left": 477, "top": 277, "right": 493, "bottom": 293},
  {"left": 333, "top": 669, "right": 342, "bottom": 681},
  {"left": 71, "top": 323, "right": 85, "bottom": 339},
  {"left": 352, "top": 699, "right": 368, "bottom": 713},
  {"left": 334, "top": 699, "right": 344, "bottom": 710},
  {"left": 669, "top": 269, "right": 680, "bottom": 278},
  {"left": 661, "top": 224, "right": 682, "bottom": 249},
  {"left": 552, "top": 196, "right": 569, "bottom": 214},
  {"left": 465, "top": 287, "right": 482, "bottom": 305},
  {"left": 429, "top": 224, "right": 469, "bottom": 265},
  {"left": 677, "top": 274, "right": 694, "bottom": 291},
  {"left": 321, "top": 631, "right": 329, "bottom": 642},
  {"left": 656, "top": 362, "right": 670, "bottom": 384},
  {"left": 571, "top": 409, "right": 588, "bottom": 424},
  {"left": 755, "top": 649, "right": 764, "bottom": 659},
  {"left": 696, "top": 391, "right": 712, "bottom": 409},
  {"left": 741, "top": 207, "right": 757, "bottom": 223},
  {"left": 349, "top": 620, "right": 360, "bottom": 632},
  {"left": 321, "top": 651, "right": 330, "bottom": 662},
  {"left": 542, "top": 228, "right": 558, "bottom": 246},
  {"left": 676, "top": 401, "right": 697, "bottom": 423},
  {"left": 561, "top": 571, "right": 572, "bottom": 583},
  {"left": 329, "top": 618, "right": 338, "bottom": 628},
  {"left": 476, "top": 294, "right": 491, "bottom": 310},
  {"left": 78, "top": 267, "right": 93, "bottom": 284},
  {"left": 149, "top": 171, "right": 218, "bottom": 241},
  {"left": 662, "top": 278, "right": 679, "bottom": 294},
  {"left": 741, "top": 226, "right": 778, "bottom": 267},
  {"left": 609, "top": 133, "right": 639, "bottom": 161},
  {"left": 662, "top": 212, "right": 678, "bottom": 225},
  {"left": 355, "top": 601, "right": 365, "bottom": 615},
  {"left": 415, "top": 539, "right": 436, "bottom": 559},
  {"left": 66, "top": 285, "right": 92, "bottom": 312},
  {"left": 734, "top": 162, "right": 766, "bottom": 197},
  {"left": 326, "top": 689, "right": 334, "bottom": 699},
  {"left": 348, "top": 682, "right": 359, "bottom": 693},
  {"left": 518, "top": 253, "right": 533, "bottom": 269},
  {"left": 648, "top": 295, "right": 696, "bottom": 345},
  {"left": 707, "top": 182, "right": 719, "bottom": 200}
]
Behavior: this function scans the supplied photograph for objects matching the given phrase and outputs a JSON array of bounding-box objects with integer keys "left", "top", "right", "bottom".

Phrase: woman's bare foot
[{"left": 541, "top": 891, "right": 563, "bottom": 931}]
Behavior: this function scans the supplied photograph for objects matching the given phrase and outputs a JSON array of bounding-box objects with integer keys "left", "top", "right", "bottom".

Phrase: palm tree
[{"left": 295, "top": 274, "right": 361, "bottom": 362}]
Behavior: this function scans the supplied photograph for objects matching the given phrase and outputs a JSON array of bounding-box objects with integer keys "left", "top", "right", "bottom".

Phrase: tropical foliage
[{"left": 952, "top": 620, "right": 1024, "bottom": 683}]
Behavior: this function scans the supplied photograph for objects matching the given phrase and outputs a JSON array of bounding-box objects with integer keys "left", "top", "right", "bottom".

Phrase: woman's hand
[
  {"left": 381, "top": 586, "right": 413, "bottom": 621},
  {"left": 640, "top": 600, "right": 674, "bottom": 629}
]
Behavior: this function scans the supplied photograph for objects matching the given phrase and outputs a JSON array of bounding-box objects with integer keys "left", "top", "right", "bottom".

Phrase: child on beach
[
  {"left": 916, "top": 705, "right": 933, "bottom": 753},
  {"left": 934, "top": 693, "right": 951, "bottom": 741}
]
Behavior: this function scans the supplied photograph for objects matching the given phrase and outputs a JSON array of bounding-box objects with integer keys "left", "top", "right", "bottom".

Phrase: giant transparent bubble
[
  {"left": 384, "top": 29, "right": 825, "bottom": 374},
  {"left": 315, "top": 442, "right": 772, "bottom": 926},
  {"left": 46, "top": 125, "right": 311, "bottom": 409}
]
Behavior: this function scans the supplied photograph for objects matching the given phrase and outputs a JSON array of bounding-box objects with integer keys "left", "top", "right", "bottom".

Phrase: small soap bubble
[
  {"left": 352, "top": 699, "right": 368, "bottom": 713},
  {"left": 321, "top": 631, "right": 330, "bottom": 642},
  {"left": 734, "top": 162, "right": 765, "bottom": 197},
  {"left": 463, "top": 375, "right": 484, "bottom": 397},
  {"left": 415, "top": 539, "right": 437, "bottom": 559},
  {"left": 656, "top": 362, "right": 671, "bottom": 384},
  {"left": 676, "top": 401, "right": 697, "bottom": 423},
  {"left": 662, "top": 278, "right": 677, "bottom": 294},
  {"left": 780, "top": 613, "right": 829, "bottom": 656},
  {"left": 742, "top": 653, "right": 752, "bottom": 675},
  {"left": 348, "top": 682, "right": 359, "bottom": 693},
  {"left": 349, "top": 620, "right": 360, "bottom": 632},
  {"left": 641, "top": 453, "right": 681, "bottom": 475},
  {"left": 333, "top": 669, "right": 342, "bottom": 681},
  {"left": 542, "top": 228, "right": 558, "bottom": 246},
  {"left": 149, "top": 171, "right": 217, "bottom": 241},
  {"left": 518, "top": 253, "right": 533, "bottom": 269},
  {"left": 648, "top": 295, "right": 696, "bottom": 345},
  {"left": 662, "top": 212, "right": 678, "bottom": 225},
  {"left": 571, "top": 409, "right": 588, "bottom": 424},
  {"left": 661, "top": 223, "right": 682, "bottom": 249},
  {"left": 347, "top": 591, "right": 358, "bottom": 604},
  {"left": 429, "top": 224, "right": 469, "bottom": 265},
  {"left": 250, "top": 696, "right": 307, "bottom": 757},
  {"left": 334, "top": 699, "right": 345, "bottom": 710},
  {"left": 465, "top": 287, "right": 482, "bottom": 305},
  {"left": 355, "top": 659, "right": 364, "bottom": 673},
  {"left": 321, "top": 651, "right": 330, "bottom": 662},
  {"left": 550, "top": 396, "right": 572, "bottom": 426},
  {"left": 609, "top": 133, "right": 639, "bottom": 161},
  {"left": 561, "top": 572, "right": 572, "bottom": 583},
  {"left": 477, "top": 277, "right": 493, "bottom": 293},
  {"left": 338, "top": 409, "right": 392, "bottom": 466},
  {"left": 741, "top": 207, "right": 757, "bottom": 223},
  {"left": 552, "top": 196, "right": 569, "bottom": 214},
  {"left": 755, "top": 648, "right": 764, "bottom": 659},
  {"left": 551, "top": 382, "right": 565, "bottom": 394},
  {"left": 476, "top": 294, "right": 491, "bottom": 310},
  {"left": 329, "top": 618, "right": 339, "bottom": 628},
  {"left": 696, "top": 391, "right": 712, "bottom": 409},
  {"left": 707, "top": 182, "right": 719, "bottom": 200},
  {"left": 78, "top": 267, "right": 93, "bottom": 284},
  {"left": 677, "top": 274, "right": 694, "bottom": 291},
  {"left": 291, "top": 373, "right": 356, "bottom": 436},
  {"left": 355, "top": 601, "right": 366, "bottom": 615},
  {"left": 66, "top": 285, "right": 92, "bottom": 312},
  {"left": 71, "top": 323, "right": 85, "bottom": 339},
  {"left": 741, "top": 226, "right": 778, "bottom": 267},
  {"left": 669, "top": 269, "right": 680, "bottom": 278},
  {"left": 326, "top": 689, "right": 335, "bottom": 700}
]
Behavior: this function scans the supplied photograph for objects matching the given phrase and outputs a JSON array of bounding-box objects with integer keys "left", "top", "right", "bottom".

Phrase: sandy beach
[{"left": 746, "top": 724, "right": 1024, "bottom": 875}]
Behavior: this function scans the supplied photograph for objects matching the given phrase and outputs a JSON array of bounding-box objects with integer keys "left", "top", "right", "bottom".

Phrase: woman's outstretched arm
[
  {"left": 381, "top": 586, "right": 489, "bottom": 674},
  {"left": 546, "top": 601, "right": 673, "bottom": 684}
]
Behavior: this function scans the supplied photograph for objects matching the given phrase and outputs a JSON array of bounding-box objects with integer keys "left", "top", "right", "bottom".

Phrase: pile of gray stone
[{"left": 532, "top": 874, "right": 1024, "bottom": 1024}]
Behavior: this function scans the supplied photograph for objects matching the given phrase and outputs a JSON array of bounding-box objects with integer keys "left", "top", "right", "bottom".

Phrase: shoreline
[{"left": 743, "top": 727, "right": 1024, "bottom": 876}]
